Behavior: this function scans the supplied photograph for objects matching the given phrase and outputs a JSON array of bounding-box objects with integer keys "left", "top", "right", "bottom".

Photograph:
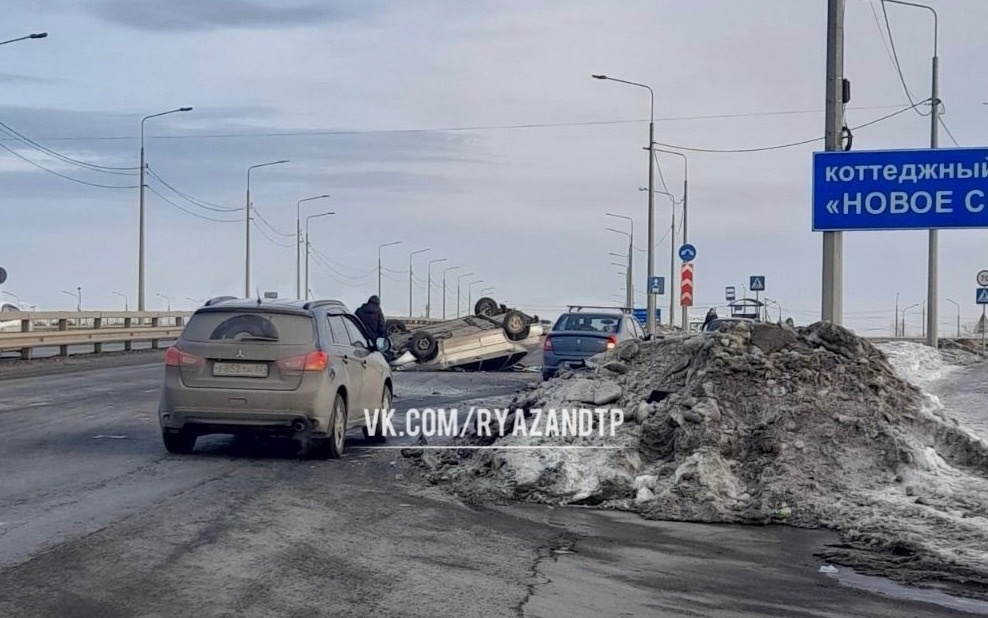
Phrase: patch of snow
[{"left": 875, "top": 341, "right": 958, "bottom": 389}]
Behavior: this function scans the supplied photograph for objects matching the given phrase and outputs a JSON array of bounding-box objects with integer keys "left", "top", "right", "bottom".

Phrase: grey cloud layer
[{"left": 89, "top": 0, "right": 374, "bottom": 32}]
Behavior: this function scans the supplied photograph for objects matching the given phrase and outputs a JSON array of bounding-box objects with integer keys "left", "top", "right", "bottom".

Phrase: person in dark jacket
[
  {"left": 355, "top": 295, "right": 387, "bottom": 340},
  {"left": 702, "top": 307, "right": 718, "bottom": 329}
]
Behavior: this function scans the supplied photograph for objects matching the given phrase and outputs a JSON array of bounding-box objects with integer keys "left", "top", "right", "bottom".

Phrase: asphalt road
[{"left": 0, "top": 357, "right": 979, "bottom": 617}]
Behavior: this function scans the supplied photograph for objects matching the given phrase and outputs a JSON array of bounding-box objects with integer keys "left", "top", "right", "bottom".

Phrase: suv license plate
[{"left": 213, "top": 362, "right": 269, "bottom": 378}]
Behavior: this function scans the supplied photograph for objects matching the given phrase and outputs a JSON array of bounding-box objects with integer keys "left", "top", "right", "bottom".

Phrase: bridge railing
[{"left": 0, "top": 311, "right": 192, "bottom": 360}]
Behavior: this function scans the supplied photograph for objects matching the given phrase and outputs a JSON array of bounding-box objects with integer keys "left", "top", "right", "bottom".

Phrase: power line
[
  {"left": 253, "top": 220, "right": 294, "bottom": 248},
  {"left": 0, "top": 141, "right": 139, "bottom": 189},
  {"left": 939, "top": 117, "right": 960, "bottom": 147},
  {"left": 145, "top": 166, "right": 241, "bottom": 212},
  {"left": 3, "top": 105, "right": 911, "bottom": 143},
  {"left": 309, "top": 247, "right": 374, "bottom": 280},
  {"left": 0, "top": 118, "right": 139, "bottom": 174},
  {"left": 879, "top": 0, "right": 932, "bottom": 118},
  {"left": 145, "top": 185, "right": 240, "bottom": 223},
  {"left": 651, "top": 102, "right": 923, "bottom": 154},
  {"left": 252, "top": 207, "right": 294, "bottom": 237}
]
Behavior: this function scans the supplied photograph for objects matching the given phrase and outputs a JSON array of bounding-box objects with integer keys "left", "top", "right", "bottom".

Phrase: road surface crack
[{"left": 514, "top": 533, "right": 577, "bottom": 618}]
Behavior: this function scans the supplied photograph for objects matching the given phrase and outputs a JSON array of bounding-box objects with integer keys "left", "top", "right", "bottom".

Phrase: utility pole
[
  {"left": 894, "top": 292, "right": 900, "bottom": 337},
  {"left": 426, "top": 258, "right": 447, "bottom": 319},
  {"left": 442, "top": 266, "right": 460, "bottom": 320},
  {"left": 821, "top": 0, "right": 845, "bottom": 325},
  {"left": 669, "top": 203, "right": 676, "bottom": 327},
  {"left": 377, "top": 241, "right": 401, "bottom": 307}
]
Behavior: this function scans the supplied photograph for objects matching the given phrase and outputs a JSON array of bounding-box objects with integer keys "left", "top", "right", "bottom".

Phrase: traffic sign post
[
  {"left": 648, "top": 276, "right": 665, "bottom": 296},
  {"left": 681, "top": 264, "right": 694, "bottom": 308},
  {"left": 678, "top": 244, "right": 696, "bottom": 263},
  {"left": 725, "top": 286, "right": 736, "bottom": 302},
  {"left": 979, "top": 287, "right": 988, "bottom": 352}
]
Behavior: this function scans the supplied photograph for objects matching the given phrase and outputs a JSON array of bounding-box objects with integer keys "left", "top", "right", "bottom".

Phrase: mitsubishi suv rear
[{"left": 158, "top": 297, "right": 394, "bottom": 458}]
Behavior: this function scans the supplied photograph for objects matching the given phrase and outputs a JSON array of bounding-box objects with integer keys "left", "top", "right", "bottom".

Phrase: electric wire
[
  {"left": 145, "top": 166, "right": 241, "bottom": 212},
  {"left": 0, "top": 118, "right": 139, "bottom": 173},
  {"left": 145, "top": 185, "right": 240, "bottom": 223},
  {"left": 650, "top": 102, "right": 925, "bottom": 154},
  {"left": 879, "top": 0, "right": 932, "bottom": 117},
  {"left": 0, "top": 141, "right": 139, "bottom": 189}
]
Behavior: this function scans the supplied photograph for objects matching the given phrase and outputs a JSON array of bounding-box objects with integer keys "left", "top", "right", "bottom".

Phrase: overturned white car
[{"left": 386, "top": 297, "right": 544, "bottom": 371}]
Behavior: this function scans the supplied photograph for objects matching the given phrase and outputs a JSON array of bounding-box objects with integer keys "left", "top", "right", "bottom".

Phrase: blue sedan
[{"left": 541, "top": 310, "right": 645, "bottom": 380}]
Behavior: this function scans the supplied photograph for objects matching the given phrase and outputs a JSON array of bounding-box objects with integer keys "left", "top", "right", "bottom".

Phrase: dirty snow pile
[
  {"left": 874, "top": 340, "right": 979, "bottom": 390},
  {"left": 405, "top": 321, "right": 988, "bottom": 597}
]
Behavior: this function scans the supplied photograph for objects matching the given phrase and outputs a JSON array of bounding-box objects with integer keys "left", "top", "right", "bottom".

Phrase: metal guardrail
[{"left": 0, "top": 311, "right": 192, "bottom": 360}]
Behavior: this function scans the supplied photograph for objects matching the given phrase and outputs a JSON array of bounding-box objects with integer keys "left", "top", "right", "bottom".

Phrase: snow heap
[
  {"left": 406, "top": 321, "right": 988, "bottom": 598},
  {"left": 875, "top": 340, "right": 958, "bottom": 390}
]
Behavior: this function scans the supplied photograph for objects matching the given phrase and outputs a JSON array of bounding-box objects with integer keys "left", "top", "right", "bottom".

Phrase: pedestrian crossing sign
[{"left": 978, "top": 288, "right": 988, "bottom": 304}]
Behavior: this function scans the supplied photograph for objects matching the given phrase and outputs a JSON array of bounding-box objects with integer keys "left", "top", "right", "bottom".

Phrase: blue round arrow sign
[{"left": 678, "top": 244, "right": 697, "bottom": 262}]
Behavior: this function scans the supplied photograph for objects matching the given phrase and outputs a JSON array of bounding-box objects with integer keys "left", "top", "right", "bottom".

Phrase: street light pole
[
  {"left": 467, "top": 279, "right": 484, "bottom": 315},
  {"left": 296, "top": 195, "right": 330, "bottom": 299},
  {"left": 304, "top": 211, "right": 336, "bottom": 300},
  {"left": 945, "top": 298, "right": 960, "bottom": 337},
  {"left": 593, "top": 74, "right": 655, "bottom": 335},
  {"left": 426, "top": 258, "right": 447, "bottom": 318},
  {"left": 456, "top": 272, "right": 475, "bottom": 318},
  {"left": 139, "top": 106, "right": 192, "bottom": 311},
  {"left": 0, "top": 32, "right": 47, "bottom": 47},
  {"left": 111, "top": 291, "right": 129, "bottom": 311},
  {"left": 884, "top": 0, "right": 940, "bottom": 348},
  {"left": 246, "top": 159, "right": 289, "bottom": 297},
  {"left": 377, "top": 241, "right": 402, "bottom": 307},
  {"left": 442, "top": 266, "right": 460, "bottom": 320},
  {"left": 62, "top": 287, "right": 81, "bottom": 312},
  {"left": 653, "top": 148, "right": 689, "bottom": 329},
  {"left": 156, "top": 293, "right": 171, "bottom": 311},
  {"left": 894, "top": 292, "right": 900, "bottom": 337},
  {"left": 409, "top": 248, "right": 431, "bottom": 317},
  {"left": 606, "top": 213, "right": 634, "bottom": 309},
  {"left": 902, "top": 303, "right": 919, "bottom": 337}
]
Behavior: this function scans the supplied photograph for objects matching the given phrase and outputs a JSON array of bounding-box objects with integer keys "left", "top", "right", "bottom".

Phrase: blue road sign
[
  {"left": 978, "top": 288, "right": 988, "bottom": 305},
  {"left": 813, "top": 147, "right": 988, "bottom": 231},
  {"left": 678, "top": 243, "right": 697, "bottom": 262},
  {"left": 749, "top": 276, "right": 765, "bottom": 292},
  {"left": 648, "top": 276, "right": 665, "bottom": 295},
  {"left": 725, "top": 286, "right": 736, "bottom": 301},
  {"left": 632, "top": 308, "right": 661, "bottom": 326}
]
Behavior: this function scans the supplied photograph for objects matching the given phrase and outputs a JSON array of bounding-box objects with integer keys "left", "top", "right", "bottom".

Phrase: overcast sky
[{"left": 2, "top": 0, "right": 987, "bottom": 335}]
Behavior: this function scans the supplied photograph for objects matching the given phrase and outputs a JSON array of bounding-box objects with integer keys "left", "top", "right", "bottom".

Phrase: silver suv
[{"left": 158, "top": 297, "right": 393, "bottom": 459}]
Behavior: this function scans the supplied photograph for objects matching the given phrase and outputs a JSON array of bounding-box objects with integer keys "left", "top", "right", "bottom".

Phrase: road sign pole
[
  {"left": 821, "top": 0, "right": 845, "bottom": 326},
  {"left": 926, "top": 48, "right": 940, "bottom": 349},
  {"left": 982, "top": 306, "right": 986, "bottom": 353}
]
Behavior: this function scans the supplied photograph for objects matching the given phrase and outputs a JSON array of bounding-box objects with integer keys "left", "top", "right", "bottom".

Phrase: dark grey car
[
  {"left": 541, "top": 309, "right": 645, "bottom": 380},
  {"left": 158, "top": 298, "right": 393, "bottom": 459}
]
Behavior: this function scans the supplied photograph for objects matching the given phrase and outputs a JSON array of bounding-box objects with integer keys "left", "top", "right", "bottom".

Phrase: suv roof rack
[
  {"left": 303, "top": 299, "right": 348, "bottom": 311},
  {"left": 204, "top": 295, "right": 238, "bottom": 306},
  {"left": 565, "top": 305, "right": 632, "bottom": 314}
]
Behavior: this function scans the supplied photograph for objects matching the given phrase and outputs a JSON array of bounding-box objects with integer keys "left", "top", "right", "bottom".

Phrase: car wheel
[
  {"left": 325, "top": 393, "right": 348, "bottom": 459},
  {"left": 162, "top": 429, "right": 196, "bottom": 454},
  {"left": 385, "top": 319, "right": 407, "bottom": 337},
  {"left": 474, "top": 297, "right": 499, "bottom": 317},
  {"left": 363, "top": 385, "right": 391, "bottom": 444},
  {"left": 502, "top": 310, "right": 530, "bottom": 341},
  {"left": 410, "top": 331, "right": 438, "bottom": 362}
]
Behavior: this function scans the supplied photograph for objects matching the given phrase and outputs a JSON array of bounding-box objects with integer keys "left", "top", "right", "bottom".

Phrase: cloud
[
  {"left": 0, "top": 72, "right": 59, "bottom": 84},
  {"left": 88, "top": 0, "right": 375, "bottom": 32}
]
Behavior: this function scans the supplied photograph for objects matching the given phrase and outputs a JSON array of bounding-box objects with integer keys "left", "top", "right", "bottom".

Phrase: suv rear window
[
  {"left": 182, "top": 311, "right": 316, "bottom": 344},
  {"left": 553, "top": 314, "right": 622, "bottom": 333}
]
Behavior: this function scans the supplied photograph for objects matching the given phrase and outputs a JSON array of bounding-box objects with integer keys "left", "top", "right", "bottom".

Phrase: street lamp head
[
  {"left": 591, "top": 74, "right": 607, "bottom": 80},
  {"left": 30, "top": 32, "right": 48, "bottom": 39},
  {"left": 178, "top": 106, "right": 193, "bottom": 112}
]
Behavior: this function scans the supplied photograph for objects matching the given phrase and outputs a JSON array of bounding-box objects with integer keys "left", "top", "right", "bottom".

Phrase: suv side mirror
[{"left": 375, "top": 337, "right": 392, "bottom": 352}]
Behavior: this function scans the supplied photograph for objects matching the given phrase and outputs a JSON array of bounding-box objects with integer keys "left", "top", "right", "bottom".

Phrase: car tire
[
  {"left": 325, "top": 393, "right": 348, "bottom": 459},
  {"left": 363, "top": 385, "right": 391, "bottom": 444},
  {"left": 474, "top": 297, "right": 499, "bottom": 317},
  {"left": 410, "top": 331, "right": 438, "bottom": 362},
  {"left": 162, "top": 429, "right": 196, "bottom": 454},
  {"left": 385, "top": 319, "right": 407, "bottom": 337},
  {"left": 502, "top": 310, "right": 530, "bottom": 341}
]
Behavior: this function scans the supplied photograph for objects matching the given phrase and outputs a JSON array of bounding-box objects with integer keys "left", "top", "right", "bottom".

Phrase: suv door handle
[{"left": 342, "top": 355, "right": 350, "bottom": 364}]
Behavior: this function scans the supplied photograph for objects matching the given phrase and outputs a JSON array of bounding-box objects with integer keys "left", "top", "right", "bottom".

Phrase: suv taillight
[
  {"left": 605, "top": 335, "right": 618, "bottom": 350},
  {"left": 278, "top": 350, "right": 329, "bottom": 372},
  {"left": 542, "top": 336, "right": 553, "bottom": 351},
  {"left": 165, "top": 346, "right": 203, "bottom": 368}
]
